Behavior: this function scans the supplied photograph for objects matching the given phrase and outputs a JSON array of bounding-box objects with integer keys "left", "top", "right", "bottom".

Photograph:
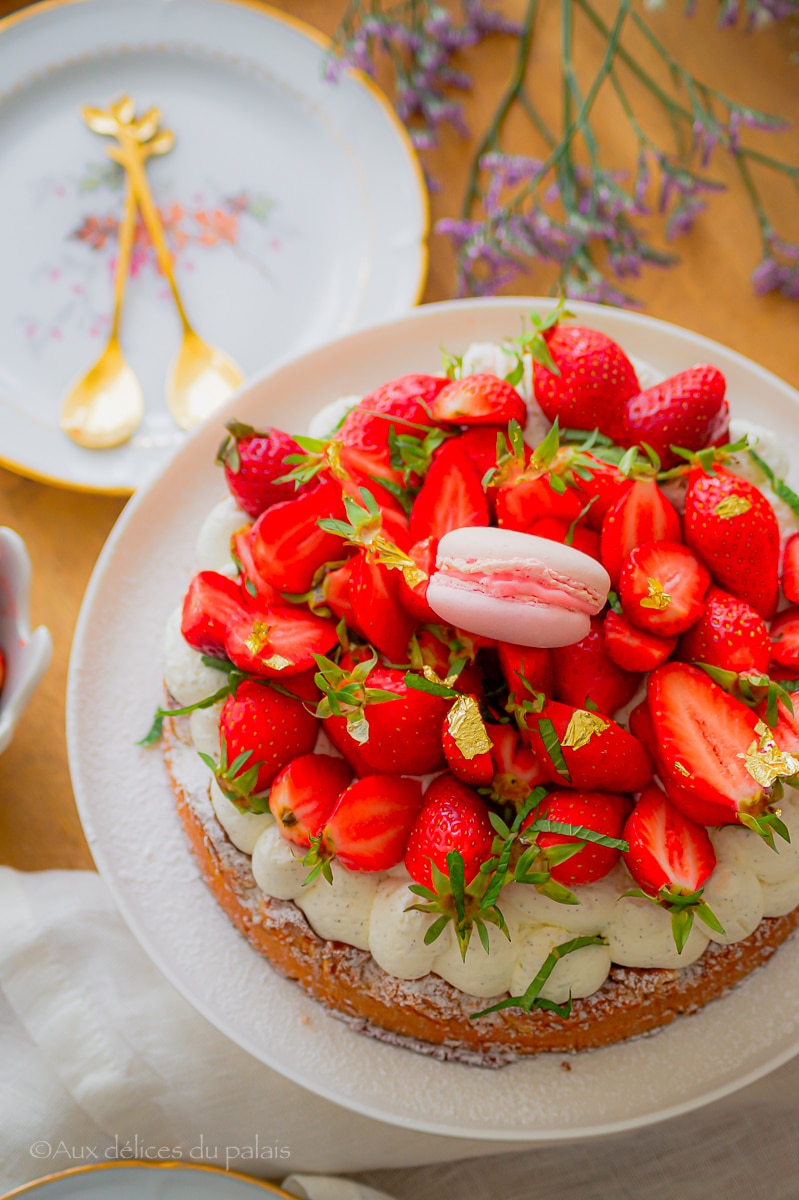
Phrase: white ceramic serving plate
[
  {"left": 1, "top": 1161, "right": 290, "bottom": 1200},
  {"left": 68, "top": 297, "right": 799, "bottom": 1142},
  {"left": 0, "top": 0, "right": 426, "bottom": 495},
  {"left": 0, "top": 528, "right": 52, "bottom": 756}
]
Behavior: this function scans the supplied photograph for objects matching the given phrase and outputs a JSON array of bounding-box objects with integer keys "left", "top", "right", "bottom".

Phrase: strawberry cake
[{"left": 151, "top": 306, "right": 799, "bottom": 1064}]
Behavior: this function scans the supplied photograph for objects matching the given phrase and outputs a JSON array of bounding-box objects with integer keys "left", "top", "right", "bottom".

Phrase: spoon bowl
[
  {"left": 61, "top": 337, "right": 144, "bottom": 449},
  {"left": 168, "top": 330, "right": 245, "bottom": 430}
]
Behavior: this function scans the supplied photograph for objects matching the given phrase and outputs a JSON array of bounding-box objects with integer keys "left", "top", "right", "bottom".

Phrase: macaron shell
[{"left": 426, "top": 576, "right": 592, "bottom": 648}]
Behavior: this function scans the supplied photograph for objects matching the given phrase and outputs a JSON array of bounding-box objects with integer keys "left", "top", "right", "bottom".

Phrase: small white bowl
[{"left": 0, "top": 527, "right": 52, "bottom": 755}]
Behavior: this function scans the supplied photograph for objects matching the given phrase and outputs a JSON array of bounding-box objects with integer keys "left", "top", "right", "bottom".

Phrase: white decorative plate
[
  {"left": 69, "top": 297, "right": 799, "bottom": 1142},
  {"left": 0, "top": 0, "right": 427, "bottom": 495},
  {"left": 1, "top": 1161, "right": 289, "bottom": 1199}
]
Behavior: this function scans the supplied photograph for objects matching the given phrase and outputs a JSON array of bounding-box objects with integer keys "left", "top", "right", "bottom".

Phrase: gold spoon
[
  {"left": 84, "top": 96, "right": 245, "bottom": 431},
  {"left": 61, "top": 99, "right": 173, "bottom": 448}
]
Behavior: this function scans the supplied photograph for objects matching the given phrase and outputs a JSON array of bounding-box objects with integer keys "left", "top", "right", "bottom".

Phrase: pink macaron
[{"left": 426, "top": 527, "right": 610, "bottom": 648}]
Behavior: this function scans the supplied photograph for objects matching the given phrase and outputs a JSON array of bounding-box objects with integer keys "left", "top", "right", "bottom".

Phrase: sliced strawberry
[
  {"left": 309, "top": 775, "right": 425, "bottom": 875},
  {"left": 442, "top": 695, "right": 495, "bottom": 786},
  {"left": 524, "top": 789, "right": 633, "bottom": 886},
  {"left": 770, "top": 607, "right": 799, "bottom": 671},
  {"left": 646, "top": 662, "right": 767, "bottom": 826},
  {"left": 269, "top": 754, "right": 354, "bottom": 847},
  {"left": 231, "top": 526, "right": 284, "bottom": 604},
  {"left": 322, "top": 664, "right": 448, "bottom": 776},
  {"left": 523, "top": 700, "right": 652, "bottom": 793},
  {"left": 322, "top": 559, "right": 359, "bottom": 626},
  {"left": 487, "top": 723, "right": 548, "bottom": 806},
  {"left": 397, "top": 536, "right": 440, "bottom": 622},
  {"left": 409, "top": 439, "right": 490, "bottom": 543},
  {"left": 628, "top": 699, "right": 657, "bottom": 757},
  {"left": 678, "top": 586, "right": 771, "bottom": 674},
  {"left": 456, "top": 426, "right": 508, "bottom": 482},
  {"left": 600, "top": 478, "right": 682, "bottom": 588},
  {"left": 603, "top": 608, "right": 677, "bottom": 672},
  {"left": 496, "top": 472, "right": 584, "bottom": 532},
  {"left": 181, "top": 571, "right": 247, "bottom": 658},
  {"left": 618, "top": 541, "right": 710, "bottom": 637},
  {"left": 348, "top": 551, "right": 417, "bottom": 664},
  {"left": 621, "top": 365, "right": 728, "bottom": 470},
  {"left": 251, "top": 478, "right": 349, "bottom": 595},
  {"left": 405, "top": 775, "right": 495, "bottom": 889},
  {"left": 684, "top": 465, "right": 779, "bottom": 619},
  {"left": 217, "top": 420, "right": 303, "bottom": 518},
  {"left": 225, "top": 603, "right": 338, "bottom": 678},
  {"left": 430, "top": 374, "right": 527, "bottom": 426},
  {"left": 551, "top": 615, "right": 641, "bottom": 716},
  {"left": 213, "top": 680, "right": 319, "bottom": 805},
  {"left": 782, "top": 532, "right": 799, "bottom": 605},
  {"left": 624, "top": 783, "right": 717, "bottom": 895},
  {"left": 571, "top": 454, "right": 633, "bottom": 530},
  {"left": 526, "top": 516, "right": 601, "bottom": 561},
  {"left": 498, "top": 642, "right": 555, "bottom": 706},
  {"left": 533, "top": 325, "right": 639, "bottom": 440}
]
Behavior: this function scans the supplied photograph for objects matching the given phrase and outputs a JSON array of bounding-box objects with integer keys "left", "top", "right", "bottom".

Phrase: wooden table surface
[{"left": 1, "top": 0, "right": 797, "bottom": 871}]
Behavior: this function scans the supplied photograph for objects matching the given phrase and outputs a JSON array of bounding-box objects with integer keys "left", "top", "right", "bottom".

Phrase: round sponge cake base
[{"left": 164, "top": 712, "right": 799, "bottom": 1067}]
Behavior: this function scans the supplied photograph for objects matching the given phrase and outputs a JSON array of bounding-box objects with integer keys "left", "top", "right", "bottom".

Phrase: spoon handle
[
  {"left": 112, "top": 131, "right": 192, "bottom": 333},
  {"left": 110, "top": 176, "right": 137, "bottom": 341}
]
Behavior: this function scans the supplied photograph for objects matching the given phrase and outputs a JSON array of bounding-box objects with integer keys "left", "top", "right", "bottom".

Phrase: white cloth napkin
[{"left": 3, "top": 866, "right": 799, "bottom": 1200}]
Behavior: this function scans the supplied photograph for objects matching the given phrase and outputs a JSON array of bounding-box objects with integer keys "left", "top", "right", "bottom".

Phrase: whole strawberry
[
  {"left": 305, "top": 774, "right": 424, "bottom": 879},
  {"left": 405, "top": 774, "right": 495, "bottom": 890},
  {"left": 269, "top": 754, "right": 354, "bottom": 847},
  {"left": 523, "top": 789, "right": 633, "bottom": 886},
  {"left": 683, "top": 465, "right": 779, "bottom": 619},
  {"left": 621, "top": 365, "right": 728, "bottom": 469},
  {"left": 533, "top": 325, "right": 640, "bottom": 440},
  {"left": 217, "top": 421, "right": 303, "bottom": 518},
  {"left": 523, "top": 699, "right": 652, "bottom": 793},
  {"left": 678, "top": 586, "right": 771, "bottom": 675},
  {"left": 205, "top": 680, "right": 319, "bottom": 810},
  {"left": 551, "top": 615, "right": 641, "bottom": 716}
]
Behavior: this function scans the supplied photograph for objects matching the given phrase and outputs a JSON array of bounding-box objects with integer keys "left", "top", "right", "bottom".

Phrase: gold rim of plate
[{"left": 0, "top": 1159, "right": 298, "bottom": 1200}]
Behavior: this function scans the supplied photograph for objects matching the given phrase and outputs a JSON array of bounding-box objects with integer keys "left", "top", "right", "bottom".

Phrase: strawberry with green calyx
[
  {"left": 618, "top": 540, "right": 710, "bottom": 638},
  {"left": 497, "top": 641, "right": 555, "bottom": 708},
  {"left": 770, "top": 607, "right": 799, "bottom": 672},
  {"left": 521, "top": 697, "right": 653, "bottom": 794},
  {"left": 521, "top": 790, "right": 632, "bottom": 887},
  {"left": 620, "top": 364, "right": 728, "bottom": 470},
  {"left": 387, "top": 421, "right": 453, "bottom": 489},
  {"left": 646, "top": 662, "right": 796, "bottom": 836},
  {"left": 180, "top": 570, "right": 248, "bottom": 658},
  {"left": 303, "top": 774, "right": 424, "bottom": 883},
  {"left": 224, "top": 602, "right": 339, "bottom": 678},
  {"left": 216, "top": 420, "right": 303, "bottom": 518},
  {"left": 532, "top": 324, "right": 640, "bottom": 441},
  {"left": 622, "top": 783, "right": 725, "bottom": 954},
  {"left": 603, "top": 608, "right": 677, "bottom": 673},
  {"left": 600, "top": 477, "right": 682, "bottom": 588},
  {"left": 204, "top": 678, "right": 319, "bottom": 804},
  {"left": 317, "top": 657, "right": 450, "bottom": 775},
  {"left": 251, "top": 478, "right": 351, "bottom": 595},
  {"left": 678, "top": 587, "right": 771, "bottom": 675},
  {"left": 338, "top": 374, "right": 448, "bottom": 467},
  {"left": 486, "top": 724, "right": 548, "bottom": 809},
  {"left": 430, "top": 373, "right": 527, "bottom": 427},
  {"left": 471, "top": 934, "right": 609, "bottom": 1020},
  {"left": 683, "top": 463, "right": 779, "bottom": 620},
  {"left": 493, "top": 422, "right": 586, "bottom": 531},
  {"left": 318, "top": 488, "right": 423, "bottom": 586},
  {"left": 269, "top": 754, "right": 355, "bottom": 847},
  {"left": 409, "top": 437, "right": 490, "bottom": 543},
  {"left": 407, "top": 626, "right": 484, "bottom": 697},
  {"left": 551, "top": 615, "right": 641, "bottom": 717},
  {"left": 527, "top": 513, "right": 601, "bottom": 561},
  {"left": 405, "top": 774, "right": 501, "bottom": 958}
]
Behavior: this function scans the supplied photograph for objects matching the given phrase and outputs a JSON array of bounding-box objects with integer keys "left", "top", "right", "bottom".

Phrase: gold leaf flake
[
  {"left": 562, "top": 710, "right": 609, "bottom": 750},
  {"left": 324, "top": 440, "right": 349, "bottom": 482},
  {"left": 640, "top": 578, "right": 671, "bottom": 611},
  {"left": 446, "top": 695, "right": 492, "bottom": 760},
  {"left": 738, "top": 721, "right": 799, "bottom": 788},
  {"left": 373, "top": 535, "right": 427, "bottom": 588},
  {"left": 263, "top": 654, "right": 292, "bottom": 671},
  {"left": 245, "top": 620, "right": 270, "bottom": 656},
  {"left": 714, "top": 495, "right": 752, "bottom": 520},
  {"left": 674, "top": 761, "right": 691, "bottom": 777}
]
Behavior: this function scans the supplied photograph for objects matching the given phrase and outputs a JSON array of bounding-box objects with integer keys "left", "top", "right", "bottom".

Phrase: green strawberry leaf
[{"left": 470, "top": 934, "right": 606, "bottom": 1018}]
